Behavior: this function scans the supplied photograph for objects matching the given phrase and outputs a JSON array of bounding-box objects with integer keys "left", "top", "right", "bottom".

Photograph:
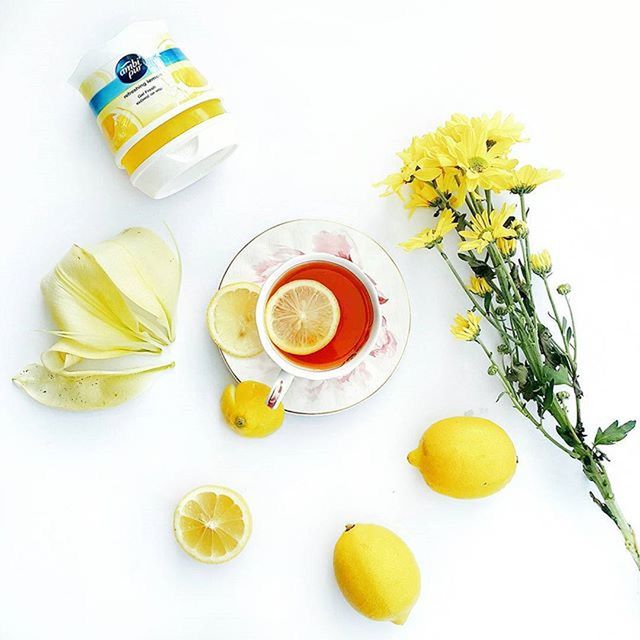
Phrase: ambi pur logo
[{"left": 115, "top": 53, "right": 147, "bottom": 83}]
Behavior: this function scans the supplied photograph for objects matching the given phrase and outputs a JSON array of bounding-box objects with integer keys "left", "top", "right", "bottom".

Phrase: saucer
[{"left": 218, "top": 219, "right": 411, "bottom": 415}]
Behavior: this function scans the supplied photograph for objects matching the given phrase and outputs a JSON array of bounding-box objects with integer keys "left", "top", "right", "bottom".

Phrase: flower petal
[
  {"left": 90, "top": 228, "right": 181, "bottom": 343},
  {"left": 13, "top": 362, "right": 174, "bottom": 411}
]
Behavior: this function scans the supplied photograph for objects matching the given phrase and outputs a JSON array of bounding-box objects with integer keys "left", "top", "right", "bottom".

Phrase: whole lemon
[
  {"left": 408, "top": 416, "right": 517, "bottom": 498},
  {"left": 333, "top": 523, "right": 421, "bottom": 625},
  {"left": 220, "top": 381, "right": 284, "bottom": 438}
]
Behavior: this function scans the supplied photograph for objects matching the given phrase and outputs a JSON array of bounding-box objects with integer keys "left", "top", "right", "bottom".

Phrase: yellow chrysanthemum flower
[
  {"left": 469, "top": 276, "right": 492, "bottom": 296},
  {"left": 442, "top": 112, "right": 527, "bottom": 148},
  {"left": 375, "top": 136, "right": 426, "bottom": 197},
  {"left": 507, "top": 165, "right": 562, "bottom": 194},
  {"left": 400, "top": 209, "right": 457, "bottom": 251},
  {"left": 450, "top": 311, "right": 481, "bottom": 341},
  {"left": 375, "top": 171, "right": 408, "bottom": 198},
  {"left": 404, "top": 171, "right": 465, "bottom": 216},
  {"left": 443, "top": 123, "right": 517, "bottom": 193},
  {"left": 530, "top": 250, "right": 553, "bottom": 276},
  {"left": 496, "top": 237, "right": 517, "bottom": 257},
  {"left": 459, "top": 203, "right": 517, "bottom": 253}
]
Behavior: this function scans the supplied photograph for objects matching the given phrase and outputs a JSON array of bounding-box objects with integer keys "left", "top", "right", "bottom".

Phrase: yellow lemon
[
  {"left": 408, "top": 416, "right": 517, "bottom": 499},
  {"left": 207, "top": 282, "right": 263, "bottom": 357},
  {"left": 333, "top": 523, "right": 421, "bottom": 625},
  {"left": 172, "top": 66, "right": 208, "bottom": 88},
  {"left": 173, "top": 485, "right": 251, "bottom": 564},
  {"left": 221, "top": 380, "right": 284, "bottom": 438},
  {"left": 265, "top": 279, "right": 340, "bottom": 355},
  {"left": 99, "top": 109, "right": 141, "bottom": 150}
]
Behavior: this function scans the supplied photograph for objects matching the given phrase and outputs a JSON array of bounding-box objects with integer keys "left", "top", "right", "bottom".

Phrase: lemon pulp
[
  {"left": 174, "top": 485, "right": 251, "bottom": 563},
  {"left": 265, "top": 279, "right": 340, "bottom": 355},
  {"left": 207, "top": 282, "right": 263, "bottom": 358}
]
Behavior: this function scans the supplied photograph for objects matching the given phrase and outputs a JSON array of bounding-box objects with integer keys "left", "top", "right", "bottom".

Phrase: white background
[{"left": 1, "top": 1, "right": 639, "bottom": 638}]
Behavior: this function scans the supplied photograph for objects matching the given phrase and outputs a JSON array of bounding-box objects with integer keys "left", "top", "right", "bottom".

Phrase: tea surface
[{"left": 270, "top": 261, "right": 374, "bottom": 370}]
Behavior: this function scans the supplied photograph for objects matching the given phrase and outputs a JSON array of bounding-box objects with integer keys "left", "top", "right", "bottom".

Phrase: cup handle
[{"left": 266, "top": 370, "right": 295, "bottom": 409}]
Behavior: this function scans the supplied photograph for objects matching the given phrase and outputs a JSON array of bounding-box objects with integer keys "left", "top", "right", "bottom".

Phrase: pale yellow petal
[
  {"left": 89, "top": 228, "right": 181, "bottom": 343},
  {"left": 13, "top": 362, "right": 174, "bottom": 411},
  {"left": 41, "top": 246, "right": 153, "bottom": 356}
]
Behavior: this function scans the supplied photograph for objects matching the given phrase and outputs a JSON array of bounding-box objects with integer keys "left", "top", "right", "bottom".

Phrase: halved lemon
[
  {"left": 207, "top": 282, "right": 263, "bottom": 357},
  {"left": 174, "top": 485, "right": 252, "bottom": 564},
  {"left": 265, "top": 279, "right": 340, "bottom": 355},
  {"left": 99, "top": 108, "right": 142, "bottom": 151}
]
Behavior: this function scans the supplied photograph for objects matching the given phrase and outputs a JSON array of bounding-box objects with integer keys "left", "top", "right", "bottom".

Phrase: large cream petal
[
  {"left": 90, "top": 228, "right": 181, "bottom": 343},
  {"left": 13, "top": 362, "right": 174, "bottom": 411},
  {"left": 41, "top": 245, "right": 160, "bottom": 359}
]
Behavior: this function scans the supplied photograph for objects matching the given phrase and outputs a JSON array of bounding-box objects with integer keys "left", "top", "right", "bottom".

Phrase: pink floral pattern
[{"left": 221, "top": 220, "right": 410, "bottom": 415}]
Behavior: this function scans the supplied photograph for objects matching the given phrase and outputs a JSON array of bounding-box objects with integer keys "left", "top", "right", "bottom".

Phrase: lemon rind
[
  {"left": 206, "top": 282, "right": 264, "bottom": 358},
  {"left": 173, "top": 484, "right": 252, "bottom": 564}
]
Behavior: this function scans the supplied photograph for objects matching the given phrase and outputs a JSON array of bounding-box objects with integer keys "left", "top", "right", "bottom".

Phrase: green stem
[
  {"left": 565, "top": 295, "right": 578, "bottom": 361},
  {"left": 484, "top": 189, "right": 492, "bottom": 211},
  {"left": 542, "top": 277, "right": 575, "bottom": 374},
  {"left": 476, "top": 338, "right": 572, "bottom": 454},
  {"left": 519, "top": 193, "right": 533, "bottom": 290},
  {"left": 436, "top": 245, "right": 516, "bottom": 341},
  {"left": 489, "top": 245, "right": 535, "bottom": 334}
]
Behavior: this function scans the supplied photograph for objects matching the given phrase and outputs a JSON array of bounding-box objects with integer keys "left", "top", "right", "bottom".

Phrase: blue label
[
  {"left": 88, "top": 48, "right": 189, "bottom": 117},
  {"left": 115, "top": 54, "right": 148, "bottom": 84}
]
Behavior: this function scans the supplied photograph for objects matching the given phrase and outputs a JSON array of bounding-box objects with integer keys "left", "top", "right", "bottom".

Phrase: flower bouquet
[{"left": 378, "top": 113, "right": 639, "bottom": 570}]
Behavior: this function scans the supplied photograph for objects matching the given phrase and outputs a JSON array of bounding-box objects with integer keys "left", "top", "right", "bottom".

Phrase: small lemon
[
  {"left": 333, "top": 523, "right": 421, "bottom": 625},
  {"left": 220, "top": 380, "right": 284, "bottom": 438},
  {"left": 408, "top": 416, "right": 517, "bottom": 499},
  {"left": 174, "top": 485, "right": 251, "bottom": 563}
]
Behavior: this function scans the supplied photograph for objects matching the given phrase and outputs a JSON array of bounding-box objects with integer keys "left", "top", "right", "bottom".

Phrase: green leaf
[
  {"left": 556, "top": 422, "right": 577, "bottom": 447},
  {"left": 542, "top": 383, "right": 555, "bottom": 411},
  {"left": 594, "top": 420, "right": 636, "bottom": 446},
  {"left": 543, "top": 364, "right": 571, "bottom": 386},
  {"left": 483, "top": 293, "right": 492, "bottom": 314}
]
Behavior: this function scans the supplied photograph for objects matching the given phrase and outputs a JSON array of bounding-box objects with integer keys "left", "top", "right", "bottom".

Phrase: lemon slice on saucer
[
  {"left": 207, "top": 282, "right": 263, "bottom": 357},
  {"left": 174, "top": 486, "right": 252, "bottom": 564},
  {"left": 265, "top": 279, "right": 340, "bottom": 355}
]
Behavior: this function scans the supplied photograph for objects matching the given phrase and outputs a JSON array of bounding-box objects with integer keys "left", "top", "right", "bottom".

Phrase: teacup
[{"left": 255, "top": 253, "right": 382, "bottom": 408}]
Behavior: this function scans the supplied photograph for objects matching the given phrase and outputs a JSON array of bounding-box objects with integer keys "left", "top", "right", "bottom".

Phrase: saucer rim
[{"left": 217, "top": 217, "right": 412, "bottom": 416}]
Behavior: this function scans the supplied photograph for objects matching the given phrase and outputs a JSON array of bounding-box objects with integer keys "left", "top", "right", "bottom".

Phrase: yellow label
[{"left": 77, "top": 34, "right": 221, "bottom": 161}]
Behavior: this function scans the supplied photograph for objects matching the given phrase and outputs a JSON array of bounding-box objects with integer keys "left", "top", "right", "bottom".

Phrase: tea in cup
[{"left": 255, "top": 253, "right": 382, "bottom": 408}]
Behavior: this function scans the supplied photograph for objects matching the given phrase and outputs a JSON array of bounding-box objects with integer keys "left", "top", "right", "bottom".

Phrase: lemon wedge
[
  {"left": 174, "top": 486, "right": 252, "bottom": 564},
  {"left": 221, "top": 380, "right": 285, "bottom": 438},
  {"left": 265, "top": 279, "right": 340, "bottom": 355},
  {"left": 207, "top": 282, "right": 263, "bottom": 357}
]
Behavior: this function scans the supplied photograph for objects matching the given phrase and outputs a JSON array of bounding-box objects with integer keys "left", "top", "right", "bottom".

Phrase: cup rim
[{"left": 255, "top": 252, "right": 382, "bottom": 381}]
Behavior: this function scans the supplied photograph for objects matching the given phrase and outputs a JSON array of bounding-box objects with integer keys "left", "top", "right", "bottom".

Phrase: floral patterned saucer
[{"left": 218, "top": 219, "right": 411, "bottom": 415}]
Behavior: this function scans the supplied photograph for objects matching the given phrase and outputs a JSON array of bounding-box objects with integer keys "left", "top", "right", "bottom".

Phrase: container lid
[
  {"left": 129, "top": 112, "right": 237, "bottom": 199},
  {"left": 69, "top": 20, "right": 169, "bottom": 88}
]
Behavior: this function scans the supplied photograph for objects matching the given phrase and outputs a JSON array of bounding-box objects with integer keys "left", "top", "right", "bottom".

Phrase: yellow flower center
[
  {"left": 480, "top": 230, "right": 493, "bottom": 242},
  {"left": 469, "top": 156, "right": 488, "bottom": 173}
]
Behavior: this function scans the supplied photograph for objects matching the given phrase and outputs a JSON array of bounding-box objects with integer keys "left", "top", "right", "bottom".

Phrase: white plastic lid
[{"left": 129, "top": 112, "right": 237, "bottom": 199}]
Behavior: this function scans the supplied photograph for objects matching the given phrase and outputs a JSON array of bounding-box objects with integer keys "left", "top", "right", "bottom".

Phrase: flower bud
[
  {"left": 487, "top": 365, "right": 498, "bottom": 376},
  {"left": 530, "top": 250, "right": 552, "bottom": 276},
  {"left": 496, "top": 237, "right": 517, "bottom": 258},
  {"left": 497, "top": 343, "right": 511, "bottom": 354},
  {"left": 512, "top": 220, "right": 529, "bottom": 239},
  {"left": 557, "top": 283, "right": 571, "bottom": 295},
  {"left": 495, "top": 305, "right": 508, "bottom": 316}
]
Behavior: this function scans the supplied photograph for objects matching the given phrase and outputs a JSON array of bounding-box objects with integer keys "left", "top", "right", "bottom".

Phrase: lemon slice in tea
[
  {"left": 174, "top": 485, "right": 252, "bottom": 564},
  {"left": 265, "top": 279, "right": 340, "bottom": 355},
  {"left": 207, "top": 282, "right": 263, "bottom": 357}
]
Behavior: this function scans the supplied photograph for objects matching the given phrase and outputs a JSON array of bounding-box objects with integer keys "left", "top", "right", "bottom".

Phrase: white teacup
[{"left": 255, "top": 253, "right": 382, "bottom": 409}]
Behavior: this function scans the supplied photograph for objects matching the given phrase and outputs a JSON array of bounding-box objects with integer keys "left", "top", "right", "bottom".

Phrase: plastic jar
[{"left": 70, "top": 20, "right": 237, "bottom": 199}]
